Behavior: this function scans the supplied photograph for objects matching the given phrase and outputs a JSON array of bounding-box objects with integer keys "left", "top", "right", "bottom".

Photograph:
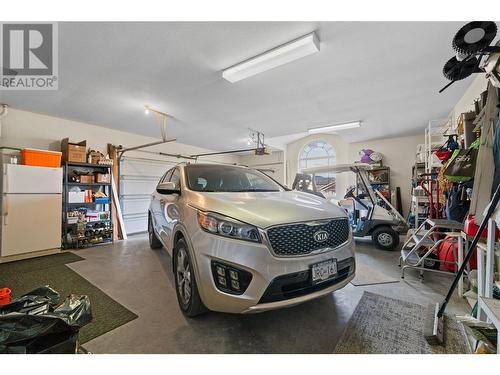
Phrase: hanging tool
[{"left": 424, "top": 183, "right": 500, "bottom": 345}]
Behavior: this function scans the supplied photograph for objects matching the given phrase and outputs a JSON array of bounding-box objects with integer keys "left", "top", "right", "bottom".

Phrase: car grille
[
  {"left": 258, "top": 257, "right": 355, "bottom": 304},
  {"left": 266, "top": 218, "right": 350, "bottom": 257}
]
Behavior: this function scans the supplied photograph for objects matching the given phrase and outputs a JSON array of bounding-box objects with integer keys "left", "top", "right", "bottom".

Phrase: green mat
[
  {"left": 0, "top": 253, "right": 138, "bottom": 344},
  {"left": 0, "top": 252, "right": 83, "bottom": 275}
]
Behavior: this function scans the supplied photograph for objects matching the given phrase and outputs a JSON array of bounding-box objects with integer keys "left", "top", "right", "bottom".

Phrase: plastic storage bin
[
  {"left": 21, "top": 148, "right": 62, "bottom": 168},
  {"left": 94, "top": 197, "right": 110, "bottom": 204},
  {"left": 0, "top": 288, "right": 11, "bottom": 305}
]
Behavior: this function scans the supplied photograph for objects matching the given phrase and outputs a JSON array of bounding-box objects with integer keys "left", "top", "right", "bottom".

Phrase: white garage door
[{"left": 119, "top": 156, "right": 177, "bottom": 235}]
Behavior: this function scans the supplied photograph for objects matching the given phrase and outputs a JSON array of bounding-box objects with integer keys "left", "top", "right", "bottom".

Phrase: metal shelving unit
[
  {"left": 62, "top": 161, "right": 113, "bottom": 249},
  {"left": 357, "top": 166, "right": 391, "bottom": 202},
  {"left": 67, "top": 182, "right": 111, "bottom": 187}
]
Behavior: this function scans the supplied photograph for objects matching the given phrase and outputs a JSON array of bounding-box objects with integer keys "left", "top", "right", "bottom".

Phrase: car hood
[{"left": 188, "top": 190, "right": 347, "bottom": 228}]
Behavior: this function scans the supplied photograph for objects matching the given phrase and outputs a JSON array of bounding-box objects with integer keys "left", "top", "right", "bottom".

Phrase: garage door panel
[
  {"left": 123, "top": 214, "right": 148, "bottom": 234},
  {"left": 120, "top": 178, "right": 158, "bottom": 196},
  {"left": 121, "top": 197, "right": 151, "bottom": 215},
  {"left": 120, "top": 159, "right": 173, "bottom": 177},
  {"left": 120, "top": 157, "right": 175, "bottom": 235}
]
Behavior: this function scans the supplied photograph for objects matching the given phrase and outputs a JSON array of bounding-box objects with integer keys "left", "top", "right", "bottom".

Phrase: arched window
[{"left": 299, "top": 140, "right": 336, "bottom": 195}]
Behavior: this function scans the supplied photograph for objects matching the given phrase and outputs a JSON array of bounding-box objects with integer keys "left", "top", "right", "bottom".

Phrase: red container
[
  {"left": 438, "top": 236, "right": 477, "bottom": 272},
  {"left": 464, "top": 215, "right": 500, "bottom": 240},
  {"left": 435, "top": 149, "right": 452, "bottom": 161},
  {"left": 0, "top": 288, "right": 11, "bottom": 305}
]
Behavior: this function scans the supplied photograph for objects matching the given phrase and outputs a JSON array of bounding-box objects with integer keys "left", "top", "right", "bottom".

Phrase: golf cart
[{"left": 293, "top": 163, "right": 408, "bottom": 250}]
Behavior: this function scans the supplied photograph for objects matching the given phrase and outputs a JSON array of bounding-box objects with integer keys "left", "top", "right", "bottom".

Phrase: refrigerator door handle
[
  {"left": 3, "top": 196, "right": 8, "bottom": 226},
  {"left": 3, "top": 167, "right": 7, "bottom": 193}
]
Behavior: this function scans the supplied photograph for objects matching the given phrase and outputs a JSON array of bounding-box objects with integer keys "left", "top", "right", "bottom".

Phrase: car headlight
[{"left": 197, "top": 211, "right": 261, "bottom": 243}]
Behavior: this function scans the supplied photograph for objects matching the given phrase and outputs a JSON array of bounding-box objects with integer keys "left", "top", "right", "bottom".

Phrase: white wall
[
  {"left": 348, "top": 134, "right": 423, "bottom": 218},
  {"left": 239, "top": 151, "right": 285, "bottom": 184},
  {"left": 0, "top": 108, "right": 238, "bottom": 165},
  {"left": 450, "top": 74, "right": 488, "bottom": 127}
]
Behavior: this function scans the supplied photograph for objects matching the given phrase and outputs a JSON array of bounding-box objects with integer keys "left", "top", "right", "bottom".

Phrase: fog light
[
  {"left": 231, "top": 280, "right": 240, "bottom": 290},
  {"left": 211, "top": 261, "right": 252, "bottom": 295},
  {"left": 218, "top": 275, "right": 227, "bottom": 286},
  {"left": 216, "top": 266, "right": 225, "bottom": 277},
  {"left": 229, "top": 270, "right": 239, "bottom": 281}
]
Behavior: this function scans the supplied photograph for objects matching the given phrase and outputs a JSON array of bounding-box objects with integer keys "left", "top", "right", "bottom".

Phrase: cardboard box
[
  {"left": 85, "top": 190, "right": 93, "bottom": 203},
  {"left": 61, "top": 138, "right": 86, "bottom": 163},
  {"left": 68, "top": 191, "right": 85, "bottom": 203},
  {"left": 79, "top": 175, "right": 95, "bottom": 184},
  {"left": 88, "top": 150, "right": 105, "bottom": 165},
  {"left": 67, "top": 216, "right": 79, "bottom": 224},
  {"left": 94, "top": 173, "right": 110, "bottom": 183}
]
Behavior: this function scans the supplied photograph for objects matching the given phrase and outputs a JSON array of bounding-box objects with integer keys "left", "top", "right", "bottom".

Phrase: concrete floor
[{"left": 67, "top": 235, "right": 470, "bottom": 354}]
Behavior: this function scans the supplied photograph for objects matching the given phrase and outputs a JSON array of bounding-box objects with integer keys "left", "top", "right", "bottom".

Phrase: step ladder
[{"left": 400, "top": 218, "right": 464, "bottom": 279}]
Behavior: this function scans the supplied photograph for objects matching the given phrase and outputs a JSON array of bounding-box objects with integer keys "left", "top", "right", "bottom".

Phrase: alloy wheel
[
  {"left": 176, "top": 248, "right": 192, "bottom": 305},
  {"left": 148, "top": 218, "right": 154, "bottom": 244}
]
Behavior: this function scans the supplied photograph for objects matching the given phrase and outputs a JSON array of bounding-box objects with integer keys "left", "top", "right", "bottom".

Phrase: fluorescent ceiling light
[
  {"left": 222, "top": 32, "right": 319, "bottom": 83},
  {"left": 308, "top": 121, "right": 361, "bottom": 134}
]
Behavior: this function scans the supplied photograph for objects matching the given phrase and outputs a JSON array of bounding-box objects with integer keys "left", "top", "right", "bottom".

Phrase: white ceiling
[{"left": 1, "top": 22, "right": 479, "bottom": 150}]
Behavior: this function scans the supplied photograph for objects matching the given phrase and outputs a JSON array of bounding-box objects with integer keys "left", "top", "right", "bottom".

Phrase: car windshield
[{"left": 185, "top": 165, "right": 282, "bottom": 193}]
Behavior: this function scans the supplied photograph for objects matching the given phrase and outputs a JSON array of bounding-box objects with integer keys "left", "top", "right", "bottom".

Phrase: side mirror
[{"left": 156, "top": 182, "right": 180, "bottom": 195}]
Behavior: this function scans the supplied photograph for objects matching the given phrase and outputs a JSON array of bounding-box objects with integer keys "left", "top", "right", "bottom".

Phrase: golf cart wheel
[
  {"left": 148, "top": 214, "right": 163, "bottom": 249},
  {"left": 174, "top": 239, "right": 207, "bottom": 317},
  {"left": 372, "top": 226, "right": 399, "bottom": 250}
]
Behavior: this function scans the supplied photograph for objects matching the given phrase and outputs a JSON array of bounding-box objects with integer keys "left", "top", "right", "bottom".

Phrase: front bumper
[
  {"left": 189, "top": 226, "right": 356, "bottom": 314},
  {"left": 242, "top": 273, "right": 354, "bottom": 313}
]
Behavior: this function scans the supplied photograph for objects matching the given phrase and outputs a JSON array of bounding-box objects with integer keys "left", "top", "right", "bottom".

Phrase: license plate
[{"left": 311, "top": 259, "right": 337, "bottom": 284}]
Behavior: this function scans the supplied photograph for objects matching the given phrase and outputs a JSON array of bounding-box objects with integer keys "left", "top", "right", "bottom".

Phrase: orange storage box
[{"left": 21, "top": 148, "right": 62, "bottom": 168}]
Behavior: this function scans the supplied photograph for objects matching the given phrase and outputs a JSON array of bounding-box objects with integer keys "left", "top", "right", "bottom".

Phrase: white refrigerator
[{"left": 1, "top": 164, "right": 62, "bottom": 262}]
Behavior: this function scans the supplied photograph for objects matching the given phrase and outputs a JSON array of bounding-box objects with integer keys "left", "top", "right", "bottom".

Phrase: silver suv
[{"left": 148, "top": 163, "right": 355, "bottom": 316}]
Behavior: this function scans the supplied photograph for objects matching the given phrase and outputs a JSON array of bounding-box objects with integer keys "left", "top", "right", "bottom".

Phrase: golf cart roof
[{"left": 301, "top": 163, "right": 373, "bottom": 174}]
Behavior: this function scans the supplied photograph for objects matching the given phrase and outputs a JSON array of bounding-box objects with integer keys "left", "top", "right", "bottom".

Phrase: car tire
[
  {"left": 148, "top": 214, "right": 163, "bottom": 249},
  {"left": 173, "top": 238, "right": 207, "bottom": 317},
  {"left": 372, "top": 226, "right": 400, "bottom": 250}
]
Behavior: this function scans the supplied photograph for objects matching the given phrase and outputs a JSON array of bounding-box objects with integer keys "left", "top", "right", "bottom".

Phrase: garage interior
[{"left": 0, "top": 20, "right": 500, "bottom": 355}]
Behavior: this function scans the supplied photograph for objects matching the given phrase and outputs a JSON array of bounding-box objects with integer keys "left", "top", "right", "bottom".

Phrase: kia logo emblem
[{"left": 313, "top": 230, "right": 329, "bottom": 242}]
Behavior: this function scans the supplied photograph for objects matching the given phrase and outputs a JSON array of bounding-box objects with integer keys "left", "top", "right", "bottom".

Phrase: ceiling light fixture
[
  {"left": 222, "top": 32, "right": 320, "bottom": 83},
  {"left": 144, "top": 105, "right": 150, "bottom": 115},
  {"left": 308, "top": 121, "right": 362, "bottom": 134}
]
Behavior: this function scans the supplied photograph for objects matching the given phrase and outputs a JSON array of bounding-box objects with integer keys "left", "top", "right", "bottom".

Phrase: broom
[{"left": 424, "top": 183, "right": 500, "bottom": 345}]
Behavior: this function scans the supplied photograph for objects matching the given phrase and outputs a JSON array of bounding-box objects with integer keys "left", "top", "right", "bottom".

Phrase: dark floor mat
[
  {"left": 0, "top": 264, "right": 138, "bottom": 344},
  {"left": 0, "top": 252, "right": 84, "bottom": 275},
  {"left": 334, "top": 291, "right": 469, "bottom": 354}
]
